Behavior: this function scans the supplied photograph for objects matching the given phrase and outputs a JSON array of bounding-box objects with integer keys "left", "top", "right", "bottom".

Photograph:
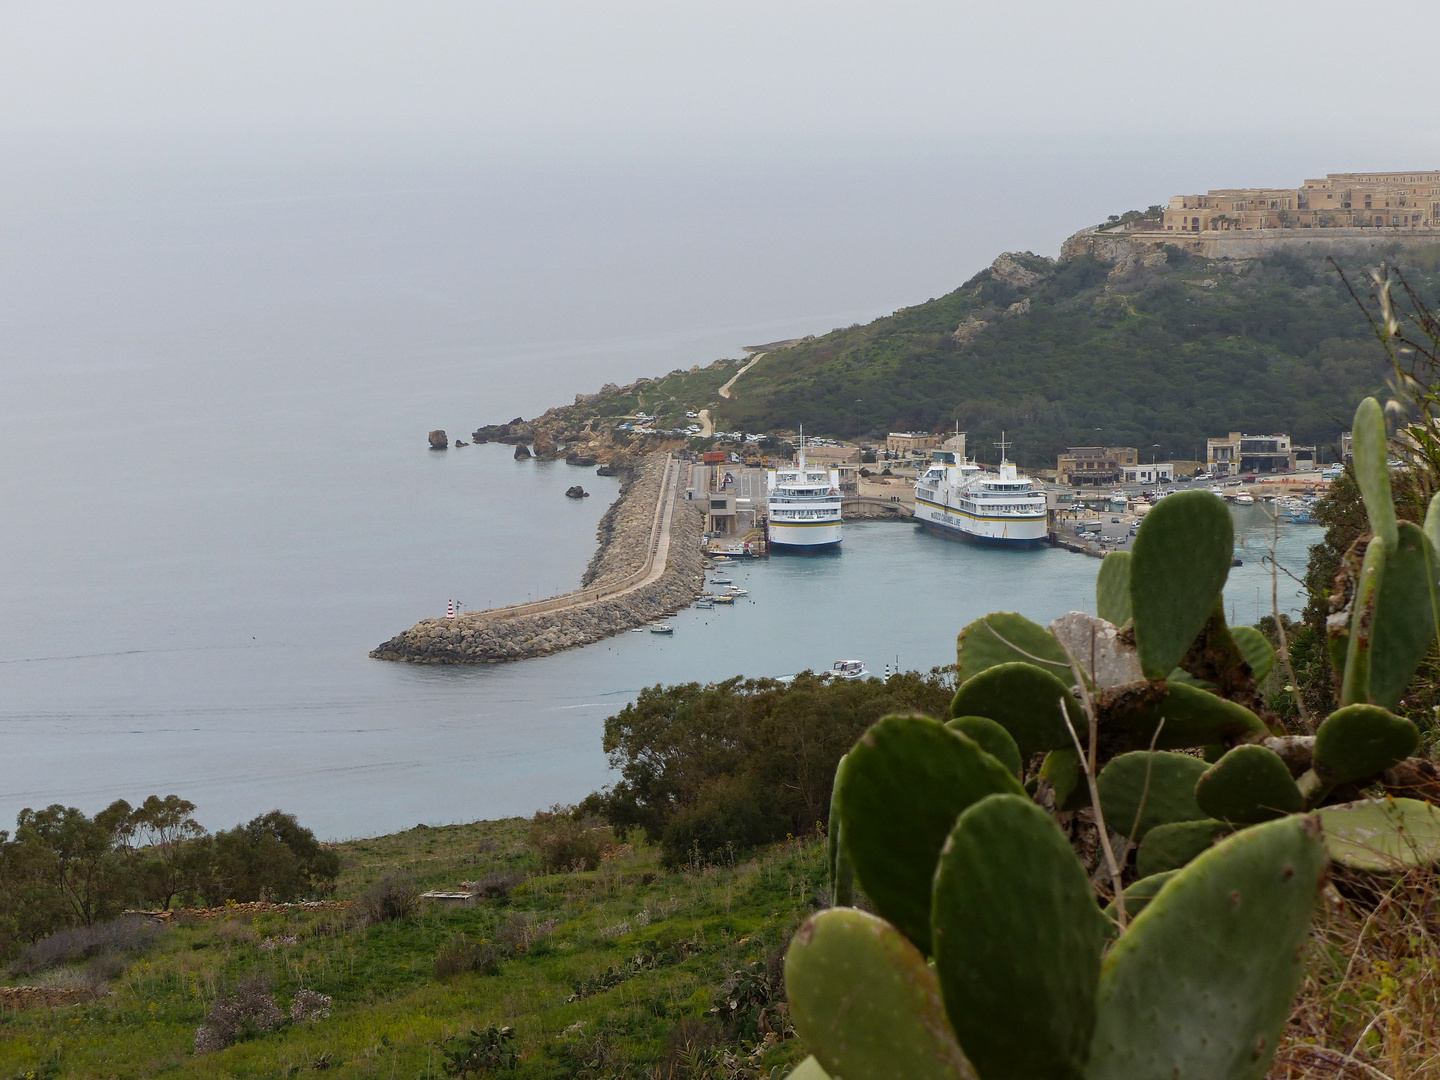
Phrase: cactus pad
[
  {"left": 1352, "top": 396, "right": 1398, "bottom": 550},
  {"left": 1194, "top": 745, "right": 1304, "bottom": 825},
  {"left": 956, "top": 612, "right": 1073, "bottom": 686},
  {"left": 827, "top": 755, "right": 854, "bottom": 907},
  {"left": 1101, "top": 870, "right": 1178, "bottom": 939},
  {"left": 1087, "top": 816, "right": 1326, "bottom": 1080},
  {"left": 1130, "top": 490, "right": 1234, "bottom": 679},
  {"left": 1340, "top": 533, "right": 1388, "bottom": 707},
  {"left": 1096, "top": 751, "right": 1209, "bottom": 842},
  {"left": 1229, "top": 625, "right": 1276, "bottom": 682},
  {"left": 947, "top": 715, "right": 1023, "bottom": 778},
  {"left": 950, "top": 661, "right": 1086, "bottom": 760},
  {"left": 1369, "top": 521, "right": 1439, "bottom": 709},
  {"left": 839, "top": 715, "right": 1024, "bottom": 953},
  {"left": 1313, "top": 704, "right": 1419, "bottom": 784},
  {"left": 784, "top": 908, "right": 974, "bottom": 1080},
  {"left": 1315, "top": 797, "right": 1440, "bottom": 871},
  {"left": 1097, "top": 680, "right": 1269, "bottom": 751},
  {"left": 1040, "top": 747, "right": 1089, "bottom": 812},
  {"left": 1136, "top": 819, "right": 1232, "bottom": 877},
  {"left": 1095, "top": 551, "right": 1133, "bottom": 626},
  {"left": 931, "top": 795, "right": 1104, "bottom": 1080}
]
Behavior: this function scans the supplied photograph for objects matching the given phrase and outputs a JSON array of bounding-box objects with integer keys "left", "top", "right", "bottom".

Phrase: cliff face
[{"left": 1061, "top": 224, "right": 1440, "bottom": 264}]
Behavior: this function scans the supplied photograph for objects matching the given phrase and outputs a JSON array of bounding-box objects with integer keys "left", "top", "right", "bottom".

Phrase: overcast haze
[{"left": 3, "top": 1, "right": 1439, "bottom": 151}]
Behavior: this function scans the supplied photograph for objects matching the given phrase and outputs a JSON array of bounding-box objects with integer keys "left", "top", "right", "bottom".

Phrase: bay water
[{"left": 0, "top": 140, "right": 1323, "bottom": 838}]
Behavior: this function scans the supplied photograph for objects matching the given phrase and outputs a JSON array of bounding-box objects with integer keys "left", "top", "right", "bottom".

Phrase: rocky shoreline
[{"left": 369, "top": 454, "right": 704, "bottom": 664}]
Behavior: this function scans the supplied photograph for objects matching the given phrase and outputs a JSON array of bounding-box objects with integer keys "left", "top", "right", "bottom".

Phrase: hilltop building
[
  {"left": 1161, "top": 172, "right": 1440, "bottom": 234},
  {"left": 1057, "top": 446, "right": 1138, "bottom": 486}
]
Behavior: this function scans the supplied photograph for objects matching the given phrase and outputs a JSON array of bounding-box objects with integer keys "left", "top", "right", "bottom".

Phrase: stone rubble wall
[
  {"left": 370, "top": 454, "right": 704, "bottom": 664},
  {"left": 0, "top": 985, "right": 99, "bottom": 1010}
]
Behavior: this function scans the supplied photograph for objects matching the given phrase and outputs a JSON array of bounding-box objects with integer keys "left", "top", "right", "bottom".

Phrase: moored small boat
[
  {"left": 649, "top": 624, "right": 674, "bottom": 635},
  {"left": 712, "top": 594, "right": 736, "bottom": 605}
]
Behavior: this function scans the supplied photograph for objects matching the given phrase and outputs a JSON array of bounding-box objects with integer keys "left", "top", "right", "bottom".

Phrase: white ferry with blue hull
[
  {"left": 913, "top": 445, "right": 1047, "bottom": 549},
  {"left": 767, "top": 438, "right": 843, "bottom": 552}
]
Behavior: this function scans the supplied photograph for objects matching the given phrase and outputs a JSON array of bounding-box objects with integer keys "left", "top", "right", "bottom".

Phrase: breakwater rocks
[{"left": 370, "top": 454, "right": 704, "bottom": 664}]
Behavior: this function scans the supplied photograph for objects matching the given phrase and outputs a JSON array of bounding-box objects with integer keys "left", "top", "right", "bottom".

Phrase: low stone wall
[
  {"left": 126, "top": 900, "right": 354, "bottom": 922},
  {"left": 371, "top": 454, "right": 704, "bottom": 664},
  {"left": 0, "top": 986, "right": 99, "bottom": 1010},
  {"left": 1062, "top": 225, "right": 1440, "bottom": 265}
]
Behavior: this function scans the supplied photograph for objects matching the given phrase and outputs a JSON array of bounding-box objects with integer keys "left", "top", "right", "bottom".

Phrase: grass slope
[
  {"left": 0, "top": 820, "right": 822, "bottom": 1080},
  {"left": 710, "top": 244, "right": 1440, "bottom": 466}
]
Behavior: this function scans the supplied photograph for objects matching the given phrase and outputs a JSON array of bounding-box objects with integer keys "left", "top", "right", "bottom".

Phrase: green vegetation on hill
[{"left": 718, "top": 245, "right": 1440, "bottom": 464}]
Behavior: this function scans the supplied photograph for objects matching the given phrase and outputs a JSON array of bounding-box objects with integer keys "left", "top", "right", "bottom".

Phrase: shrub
[
  {"left": 194, "top": 974, "right": 282, "bottom": 1054},
  {"left": 469, "top": 870, "right": 520, "bottom": 900},
  {"left": 11, "top": 916, "right": 166, "bottom": 977},
  {"left": 528, "top": 808, "right": 614, "bottom": 872},
  {"left": 433, "top": 934, "right": 504, "bottom": 980},
  {"left": 660, "top": 774, "right": 785, "bottom": 867},
  {"left": 356, "top": 875, "right": 418, "bottom": 925},
  {"left": 289, "top": 988, "right": 332, "bottom": 1024}
]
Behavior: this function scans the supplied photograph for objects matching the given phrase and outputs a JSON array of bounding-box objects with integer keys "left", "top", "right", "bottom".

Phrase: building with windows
[
  {"left": 1120, "top": 463, "right": 1175, "bottom": 484},
  {"left": 886, "top": 431, "right": 942, "bottom": 455},
  {"left": 1057, "top": 446, "right": 1138, "bottom": 486},
  {"left": 1162, "top": 172, "right": 1440, "bottom": 234},
  {"left": 1207, "top": 432, "right": 1304, "bottom": 475}
]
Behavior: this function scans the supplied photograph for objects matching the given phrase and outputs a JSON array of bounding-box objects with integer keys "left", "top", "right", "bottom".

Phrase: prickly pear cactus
[
  {"left": 1195, "top": 745, "right": 1304, "bottom": 825},
  {"left": 1136, "top": 818, "right": 1233, "bottom": 878},
  {"left": 1100, "top": 871, "right": 1177, "bottom": 937},
  {"left": 955, "top": 612, "right": 1073, "bottom": 686},
  {"left": 947, "top": 715, "right": 1023, "bottom": 779},
  {"left": 784, "top": 908, "right": 974, "bottom": 1080},
  {"left": 1087, "top": 817, "right": 1327, "bottom": 1080},
  {"left": 950, "top": 662, "right": 1086, "bottom": 760},
  {"left": 1097, "top": 680, "right": 1268, "bottom": 751},
  {"left": 1095, "top": 551, "right": 1133, "bottom": 627},
  {"left": 837, "top": 715, "right": 1023, "bottom": 953},
  {"left": 1129, "top": 490, "right": 1234, "bottom": 679},
  {"left": 827, "top": 755, "right": 854, "bottom": 907},
  {"left": 1352, "top": 396, "right": 1398, "bottom": 549},
  {"left": 1095, "top": 751, "right": 1209, "bottom": 842},
  {"left": 931, "top": 795, "right": 1104, "bottom": 1080},
  {"left": 1313, "top": 704, "right": 1419, "bottom": 785},
  {"left": 1368, "top": 521, "right": 1439, "bottom": 709},
  {"left": 1315, "top": 797, "right": 1440, "bottom": 871},
  {"left": 1229, "top": 625, "right": 1276, "bottom": 682}
]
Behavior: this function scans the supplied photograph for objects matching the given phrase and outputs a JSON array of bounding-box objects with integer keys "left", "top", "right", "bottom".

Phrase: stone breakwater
[{"left": 369, "top": 454, "right": 704, "bottom": 664}]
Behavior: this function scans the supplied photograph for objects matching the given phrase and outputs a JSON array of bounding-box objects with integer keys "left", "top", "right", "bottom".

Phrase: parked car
[{"left": 1111, "top": 516, "right": 1121, "bottom": 523}]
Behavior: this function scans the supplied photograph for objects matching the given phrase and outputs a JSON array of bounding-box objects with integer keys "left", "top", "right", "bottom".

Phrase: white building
[{"left": 1120, "top": 463, "right": 1175, "bottom": 484}]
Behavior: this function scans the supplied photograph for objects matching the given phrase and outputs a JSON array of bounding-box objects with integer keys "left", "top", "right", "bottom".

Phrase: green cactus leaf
[
  {"left": 1040, "top": 747, "right": 1090, "bottom": 811},
  {"left": 1313, "top": 704, "right": 1419, "bottom": 784},
  {"left": 1087, "top": 816, "right": 1326, "bottom": 1080},
  {"left": 1194, "top": 745, "right": 1304, "bottom": 825},
  {"left": 931, "top": 794, "right": 1104, "bottom": 1080},
  {"left": 1352, "top": 396, "right": 1398, "bottom": 550},
  {"left": 1229, "top": 625, "right": 1276, "bottom": 682},
  {"left": 786, "top": 1057, "right": 832, "bottom": 1080},
  {"left": 1100, "top": 871, "right": 1178, "bottom": 939},
  {"left": 1096, "top": 751, "right": 1209, "bottom": 842},
  {"left": 1135, "top": 819, "right": 1233, "bottom": 877},
  {"left": 827, "top": 755, "right": 854, "bottom": 907},
  {"left": 1341, "top": 534, "right": 1388, "bottom": 707},
  {"left": 1130, "top": 490, "right": 1234, "bottom": 679},
  {"left": 785, "top": 908, "right": 974, "bottom": 1080},
  {"left": 1425, "top": 491, "right": 1440, "bottom": 558},
  {"left": 1315, "top": 797, "right": 1440, "bottom": 871},
  {"left": 1095, "top": 551, "right": 1133, "bottom": 626},
  {"left": 950, "top": 661, "right": 1086, "bottom": 760},
  {"left": 1369, "top": 522, "right": 1439, "bottom": 709},
  {"left": 947, "top": 716, "right": 1023, "bottom": 778},
  {"left": 839, "top": 715, "right": 1024, "bottom": 953},
  {"left": 956, "top": 612, "right": 1074, "bottom": 687},
  {"left": 1098, "top": 680, "right": 1269, "bottom": 751}
]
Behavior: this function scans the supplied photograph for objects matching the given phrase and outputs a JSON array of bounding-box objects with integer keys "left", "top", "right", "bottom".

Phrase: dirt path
[{"left": 718, "top": 351, "right": 766, "bottom": 399}]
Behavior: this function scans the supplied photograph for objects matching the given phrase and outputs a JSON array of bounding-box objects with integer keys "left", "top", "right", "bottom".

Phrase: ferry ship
[
  {"left": 913, "top": 436, "right": 1047, "bottom": 548},
  {"left": 767, "top": 436, "right": 842, "bottom": 551}
]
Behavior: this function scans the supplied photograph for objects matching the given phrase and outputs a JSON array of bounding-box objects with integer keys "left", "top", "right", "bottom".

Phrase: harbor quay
[{"left": 370, "top": 454, "right": 705, "bottom": 663}]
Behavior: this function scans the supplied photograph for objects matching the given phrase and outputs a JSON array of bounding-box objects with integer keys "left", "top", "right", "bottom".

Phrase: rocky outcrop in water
[
  {"left": 514, "top": 443, "right": 531, "bottom": 460},
  {"left": 370, "top": 454, "right": 702, "bottom": 664},
  {"left": 565, "top": 485, "right": 589, "bottom": 499},
  {"left": 428, "top": 429, "right": 448, "bottom": 449}
]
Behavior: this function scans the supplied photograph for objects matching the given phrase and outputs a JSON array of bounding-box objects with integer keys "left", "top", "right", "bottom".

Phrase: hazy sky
[{"left": 3, "top": 1, "right": 1438, "bottom": 152}]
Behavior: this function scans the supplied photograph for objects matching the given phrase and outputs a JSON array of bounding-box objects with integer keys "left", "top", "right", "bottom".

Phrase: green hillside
[{"left": 712, "top": 243, "right": 1440, "bottom": 466}]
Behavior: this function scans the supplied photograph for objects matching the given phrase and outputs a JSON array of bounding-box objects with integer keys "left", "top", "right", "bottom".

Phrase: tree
[
  {"left": 13, "top": 801, "right": 132, "bottom": 926},
  {"left": 129, "top": 795, "right": 206, "bottom": 909}
]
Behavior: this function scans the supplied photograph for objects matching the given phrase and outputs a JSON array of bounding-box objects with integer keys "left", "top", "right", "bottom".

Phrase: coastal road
[{"left": 696, "top": 350, "right": 767, "bottom": 438}]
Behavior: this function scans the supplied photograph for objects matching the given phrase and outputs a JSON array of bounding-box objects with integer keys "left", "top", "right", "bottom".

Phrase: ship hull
[
  {"left": 768, "top": 521, "right": 843, "bottom": 551},
  {"left": 914, "top": 504, "right": 1046, "bottom": 549}
]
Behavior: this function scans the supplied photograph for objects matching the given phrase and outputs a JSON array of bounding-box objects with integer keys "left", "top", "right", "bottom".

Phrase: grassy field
[{"left": 0, "top": 819, "right": 823, "bottom": 1079}]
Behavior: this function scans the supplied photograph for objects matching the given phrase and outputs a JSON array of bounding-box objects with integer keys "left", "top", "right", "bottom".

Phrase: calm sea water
[{"left": 0, "top": 140, "right": 1324, "bottom": 838}]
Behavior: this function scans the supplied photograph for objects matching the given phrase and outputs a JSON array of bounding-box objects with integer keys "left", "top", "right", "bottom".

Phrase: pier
[{"left": 370, "top": 453, "right": 705, "bottom": 663}]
